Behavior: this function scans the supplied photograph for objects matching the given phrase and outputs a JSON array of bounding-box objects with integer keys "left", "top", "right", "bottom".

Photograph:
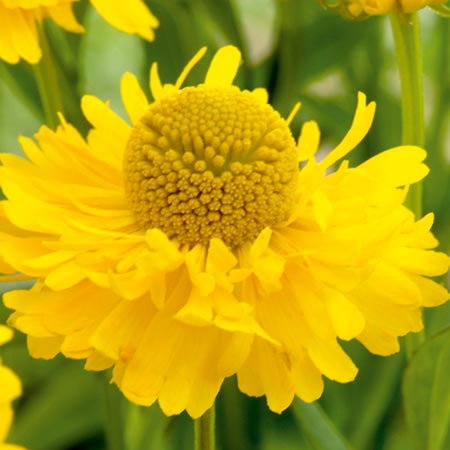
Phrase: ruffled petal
[
  {"left": 238, "top": 338, "right": 295, "bottom": 413},
  {"left": 117, "top": 312, "right": 251, "bottom": 418}
]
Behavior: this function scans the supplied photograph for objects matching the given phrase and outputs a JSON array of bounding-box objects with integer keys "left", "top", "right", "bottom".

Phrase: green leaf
[
  {"left": 403, "top": 328, "right": 450, "bottom": 450},
  {"left": 232, "top": 0, "right": 278, "bottom": 65},
  {"left": 0, "top": 64, "right": 42, "bottom": 155},
  {"left": 9, "top": 361, "right": 103, "bottom": 450},
  {"left": 196, "top": 0, "right": 246, "bottom": 51},
  {"left": 292, "top": 399, "right": 354, "bottom": 450},
  {"left": 125, "top": 401, "right": 194, "bottom": 450}
]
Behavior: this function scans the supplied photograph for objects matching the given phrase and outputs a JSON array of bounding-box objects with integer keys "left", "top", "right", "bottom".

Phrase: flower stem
[
  {"left": 102, "top": 375, "right": 125, "bottom": 450},
  {"left": 389, "top": 11, "right": 425, "bottom": 357},
  {"left": 32, "top": 22, "right": 64, "bottom": 129},
  {"left": 389, "top": 11, "right": 424, "bottom": 217},
  {"left": 194, "top": 406, "right": 215, "bottom": 450}
]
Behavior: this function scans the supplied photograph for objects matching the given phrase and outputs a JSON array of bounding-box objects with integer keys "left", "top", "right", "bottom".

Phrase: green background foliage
[{"left": 0, "top": 1, "right": 449, "bottom": 449}]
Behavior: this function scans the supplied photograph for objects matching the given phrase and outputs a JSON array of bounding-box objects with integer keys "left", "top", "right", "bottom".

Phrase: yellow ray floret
[{"left": 0, "top": 46, "right": 448, "bottom": 418}]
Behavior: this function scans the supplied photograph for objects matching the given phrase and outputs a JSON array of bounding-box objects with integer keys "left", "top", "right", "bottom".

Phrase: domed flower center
[{"left": 123, "top": 85, "right": 298, "bottom": 247}]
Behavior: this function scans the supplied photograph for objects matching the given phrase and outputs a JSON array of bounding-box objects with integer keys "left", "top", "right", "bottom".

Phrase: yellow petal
[
  {"left": 387, "top": 248, "right": 449, "bottom": 277},
  {"left": 149, "top": 63, "right": 164, "bottom": 101},
  {"left": 398, "top": 213, "right": 438, "bottom": 249},
  {"left": 45, "top": 261, "right": 86, "bottom": 290},
  {"left": 12, "top": 314, "right": 56, "bottom": 338},
  {"left": 84, "top": 351, "right": 114, "bottom": 371},
  {"left": 323, "top": 288, "right": 365, "bottom": 341},
  {"left": 0, "top": 404, "right": 13, "bottom": 444},
  {"left": 0, "top": 326, "right": 13, "bottom": 346},
  {"left": 204, "top": 46, "right": 241, "bottom": 86},
  {"left": 286, "top": 102, "right": 301, "bottom": 126},
  {"left": 311, "top": 190, "right": 333, "bottom": 231},
  {"left": 205, "top": 238, "right": 237, "bottom": 289},
  {"left": 358, "top": 146, "right": 429, "bottom": 186},
  {"left": 297, "top": 120, "right": 321, "bottom": 162},
  {"left": 45, "top": 3, "right": 84, "bottom": 33},
  {"left": 307, "top": 338, "right": 358, "bottom": 383},
  {"left": 3, "top": 1, "right": 62, "bottom": 7},
  {"left": 120, "top": 72, "right": 149, "bottom": 125},
  {"left": 89, "top": 0, "right": 158, "bottom": 41},
  {"left": 291, "top": 351, "right": 324, "bottom": 403},
  {"left": 237, "top": 339, "right": 295, "bottom": 413},
  {"left": 0, "top": 365, "right": 21, "bottom": 402},
  {"left": 119, "top": 314, "right": 235, "bottom": 418},
  {"left": 0, "top": 4, "right": 41, "bottom": 64},
  {"left": 60, "top": 326, "right": 95, "bottom": 359},
  {"left": 91, "top": 296, "right": 155, "bottom": 360},
  {"left": 174, "top": 47, "right": 207, "bottom": 90},
  {"left": 412, "top": 275, "right": 450, "bottom": 307},
  {"left": 175, "top": 289, "right": 214, "bottom": 326},
  {"left": 320, "top": 92, "right": 376, "bottom": 169},
  {"left": 27, "top": 335, "right": 63, "bottom": 359},
  {"left": 251, "top": 88, "right": 268, "bottom": 104},
  {"left": 81, "top": 95, "right": 130, "bottom": 170},
  {"left": 368, "top": 262, "right": 423, "bottom": 305},
  {"left": 358, "top": 327, "right": 400, "bottom": 356},
  {"left": 81, "top": 95, "right": 131, "bottom": 156}
]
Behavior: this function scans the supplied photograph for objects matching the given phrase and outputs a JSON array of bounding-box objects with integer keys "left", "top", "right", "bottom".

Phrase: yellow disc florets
[{"left": 123, "top": 85, "right": 298, "bottom": 247}]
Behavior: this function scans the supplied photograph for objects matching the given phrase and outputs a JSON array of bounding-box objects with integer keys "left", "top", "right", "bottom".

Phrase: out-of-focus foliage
[
  {"left": 0, "top": 1, "right": 449, "bottom": 449},
  {"left": 403, "top": 329, "right": 450, "bottom": 450}
]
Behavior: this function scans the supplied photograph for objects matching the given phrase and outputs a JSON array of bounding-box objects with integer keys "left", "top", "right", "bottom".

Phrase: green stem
[
  {"left": 194, "top": 406, "right": 215, "bottom": 450},
  {"left": 102, "top": 376, "right": 125, "bottom": 450},
  {"left": 32, "top": 22, "right": 64, "bottom": 128},
  {"left": 389, "top": 12, "right": 425, "bottom": 356},
  {"left": 389, "top": 11, "right": 424, "bottom": 216}
]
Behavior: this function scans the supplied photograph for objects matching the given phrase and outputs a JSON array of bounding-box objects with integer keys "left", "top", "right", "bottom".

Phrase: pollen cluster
[{"left": 123, "top": 85, "right": 298, "bottom": 247}]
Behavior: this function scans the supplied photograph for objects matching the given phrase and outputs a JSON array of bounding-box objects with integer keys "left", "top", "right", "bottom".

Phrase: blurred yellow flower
[
  {"left": 0, "top": 0, "right": 158, "bottom": 64},
  {"left": 320, "top": 0, "right": 447, "bottom": 17},
  {"left": 0, "top": 46, "right": 448, "bottom": 417},
  {"left": 0, "top": 326, "right": 25, "bottom": 450}
]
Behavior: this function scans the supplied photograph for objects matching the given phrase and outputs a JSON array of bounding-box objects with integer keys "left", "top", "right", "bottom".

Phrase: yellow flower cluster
[
  {"left": 0, "top": 0, "right": 158, "bottom": 64},
  {"left": 0, "top": 47, "right": 448, "bottom": 418}
]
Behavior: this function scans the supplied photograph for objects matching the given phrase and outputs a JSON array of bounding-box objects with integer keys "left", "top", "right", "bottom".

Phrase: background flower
[
  {"left": 319, "top": 0, "right": 447, "bottom": 17},
  {"left": 0, "top": 0, "right": 158, "bottom": 64},
  {"left": 0, "top": 326, "right": 25, "bottom": 450}
]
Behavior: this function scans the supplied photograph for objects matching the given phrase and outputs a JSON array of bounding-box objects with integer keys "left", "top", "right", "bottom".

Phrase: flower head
[
  {"left": 0, "top": 326, "right": 25, "bottom": 450},
  {"left": 0, "top": 0, "right": 158, "bottom": 64},
  {"left": 1, "top": 46, "right": 448, "bottom": 417},
  {"left": 318, "top": 0, "right": 447, "bottom": 18}
]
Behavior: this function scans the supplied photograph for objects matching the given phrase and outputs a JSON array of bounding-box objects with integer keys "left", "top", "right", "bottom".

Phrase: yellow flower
[
  {"left": 1, "top": 46, "right": 449, "bottom": 417},
  {"left": 0, "top": 326, "right": 25, "bottom": 450},
  {"left": 0, "top": 0, "right": 158, "bottom": 64},
  {"left": 319, "top": 0, "right": 447, "bottom": 18}
]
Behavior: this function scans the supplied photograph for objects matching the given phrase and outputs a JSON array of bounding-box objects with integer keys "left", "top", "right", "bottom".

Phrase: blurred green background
[{"left": 1, "top": 1, "right": 449, "bottom": 449}]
